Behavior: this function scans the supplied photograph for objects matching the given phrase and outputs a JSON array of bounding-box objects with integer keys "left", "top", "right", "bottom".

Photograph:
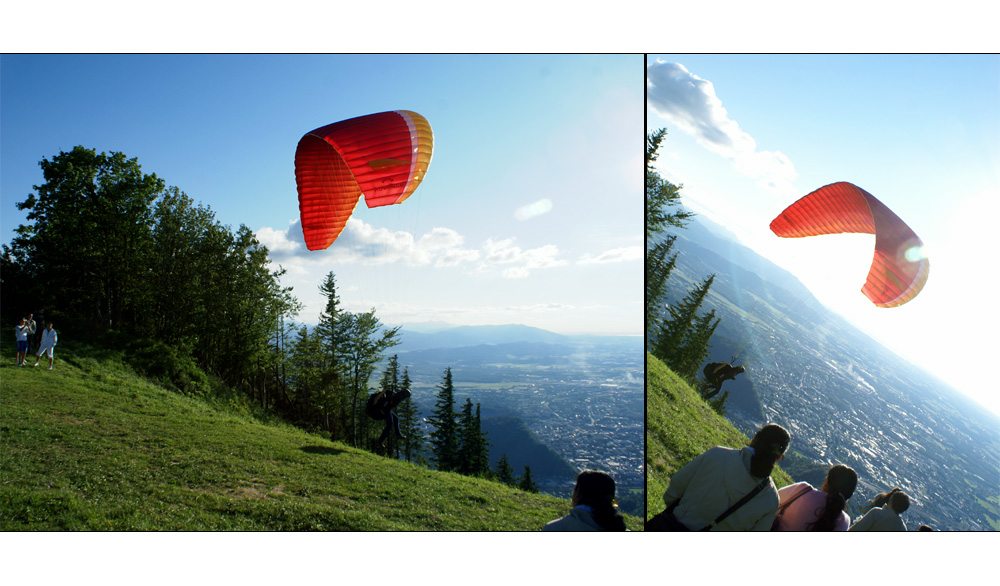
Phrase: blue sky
[
  {"left": 2, "top": 54, "right": 643, "bottom": 336},
  {"left": 647, "top": 54, "right": 1000, "bottom": 416}
]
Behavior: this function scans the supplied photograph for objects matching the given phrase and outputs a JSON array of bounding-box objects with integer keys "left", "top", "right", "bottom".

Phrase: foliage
[
  {"left": 457, "top": 398, "right": 490, "bottom": 477},
  {"left": 518, "top": 466, "right": 539, "bottom": 493},
  {"left": 494, "top": 454, "right": 516, "bottom": 486},
  {"left": 646, "top": 129, "right": 721, "bottom": 386},
  {"left": 428, "top": 367, "right": 460, "bottom": 472},
  {"left": 645, "top": 128, "right": 693, "bottom": 238}
]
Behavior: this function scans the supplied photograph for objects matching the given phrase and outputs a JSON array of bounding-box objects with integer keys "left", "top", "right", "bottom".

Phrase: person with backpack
[
  {"left": 771, "top": 464, "right": 857, "bottom": 531},
  {"left": 366, "top": 387, "right": 410, "bottom": 446},
  {"left": 542, "top": 470, "right": 627, "bottom": 531},
  {"left": 648, "top": 423, "right": 789, "bottom": 531}
]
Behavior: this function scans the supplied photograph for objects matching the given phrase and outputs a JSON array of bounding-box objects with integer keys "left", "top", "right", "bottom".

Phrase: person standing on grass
[
  {"left": 32, "top": 323, "right": 58, "bottom": 370},
  {"left": 15, "top": 317, "right": 31, "bottom": 366}
]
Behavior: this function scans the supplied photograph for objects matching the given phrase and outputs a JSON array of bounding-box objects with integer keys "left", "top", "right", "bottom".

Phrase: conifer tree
[
  {"left": 494, "top": 454, "right": 515, "bottom": 486},
  {"left": 457, "top": 399, "right": 490, "bottom": 476},
  {"left": 457, "top": 398, "right": 476, "bottom": 475},
  {"left": 314, "top": 272, "right": 351, "bottom": 441},
  {"left": 518, "top": 466, "right": 539, "bottom": 493},
  {"left": 646, "top": 129, "right": 723, "bottom": 386},
  {"left": 428, "top": 367, "right": 459, "bottom": 472},
  {"left": 651, "top": 274, "right": 719, "bottom": 381},
  {"left": 473, "top": 403, "right": 490, "bottom": 476},
  {"left": 395, "top": 367, "right": 425, "bottom": 464}
]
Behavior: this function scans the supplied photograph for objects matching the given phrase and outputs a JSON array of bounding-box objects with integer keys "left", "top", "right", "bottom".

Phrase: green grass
[
  {"left": 645, "top": 352, "right": 792, "bottom": 519},
  {"left": 1, "top": 343, "right": 641, "bottom": 531}
]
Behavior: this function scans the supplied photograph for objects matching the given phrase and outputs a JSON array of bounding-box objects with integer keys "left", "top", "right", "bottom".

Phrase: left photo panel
[{"left": 0, "top": 54, "right": 646, "bottom": 531}]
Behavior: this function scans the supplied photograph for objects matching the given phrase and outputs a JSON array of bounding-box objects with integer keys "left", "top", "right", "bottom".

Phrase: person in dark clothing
[{"left": 369, "top": 387, "right": 411, "bottom": 446}]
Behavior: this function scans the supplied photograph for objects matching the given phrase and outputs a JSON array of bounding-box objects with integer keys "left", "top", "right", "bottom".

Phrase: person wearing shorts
[{"left": 15, "top": 318, "right": 30, "bottom": 366}]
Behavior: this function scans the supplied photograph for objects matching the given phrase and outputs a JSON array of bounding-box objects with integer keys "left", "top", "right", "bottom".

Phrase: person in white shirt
[
  {"left": 657, "top": 423, "right": 789, "bottom": 531},
  {"left": 32, "top": 323, "right": 58, "bottom": 370},
  {"left": 849, "top": 490, "right": 909, "bottom": 531},
  {"left": 15, "top": 318, "right": 31, "bottom": 366}
]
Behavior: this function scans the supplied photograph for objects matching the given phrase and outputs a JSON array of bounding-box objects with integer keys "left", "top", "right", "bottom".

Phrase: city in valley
[{"left": 394, "top": 335, "right": 644, "bottom": 496}]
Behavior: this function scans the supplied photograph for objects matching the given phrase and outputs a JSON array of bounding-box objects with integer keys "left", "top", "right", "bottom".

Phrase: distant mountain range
[{"left": 392, "top": 323, "right": 641, "bottom": 353}]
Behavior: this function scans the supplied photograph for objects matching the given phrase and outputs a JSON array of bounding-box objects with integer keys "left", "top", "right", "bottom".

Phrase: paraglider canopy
[
  {"left": 769, "top": 182, "right": 929, "bottom": 308},
  {"left": 295, "top": 110, "right": 434, "bottom": 251}
]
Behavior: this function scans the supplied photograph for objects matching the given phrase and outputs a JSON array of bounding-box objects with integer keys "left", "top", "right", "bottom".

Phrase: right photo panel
[{"left": 645, "top": 54, "right": 1000, "bottom": 532}]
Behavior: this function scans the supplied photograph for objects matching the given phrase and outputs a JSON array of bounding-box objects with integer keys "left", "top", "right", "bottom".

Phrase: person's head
[
  {"left": 572, "top": 470, "right": 616, "bottom": 508},
  {"left": 748, "top": 423, "right": 790, "bottom": 477},
  {"left": 572, "top": 470, "right": 626, "bottom": 531},
  {"left": 820, "top": 465, "right": 858, "bottom": 501},
  {"left": 19, "top": 317, "right": 25, "bottom": 325},
  {"left": 46, "top": 323, "right": 53, "bottom": 330},
  {"left": 918, "top": 524, "right": 933, "bottom": 531},
  {"left": 809, "top": 464, "right": 857, "bottom": 531},
  {"left": 888, "top": 491, "right": 910, "bottom": 515}
]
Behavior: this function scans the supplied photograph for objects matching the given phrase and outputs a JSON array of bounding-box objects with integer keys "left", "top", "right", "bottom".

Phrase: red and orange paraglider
[
  {"left": 295, "top": 110, "right": 433, "bottom": 251},
  {"left": 770, "top": 182, "right": 929, "bottom": 308}
]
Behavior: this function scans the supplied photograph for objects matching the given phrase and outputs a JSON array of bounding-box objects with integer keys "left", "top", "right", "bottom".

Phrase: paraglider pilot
[{"left": 367, "top": 387, "right": 411, "bottom": 446}]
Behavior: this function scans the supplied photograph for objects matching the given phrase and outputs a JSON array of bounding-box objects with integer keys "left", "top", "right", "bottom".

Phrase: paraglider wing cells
[
  {"left": 295, "top": 110, "right": 433, "bottom": 251},
  {"left": 769, "top": 182, "right": 928, "bottom": 308}
]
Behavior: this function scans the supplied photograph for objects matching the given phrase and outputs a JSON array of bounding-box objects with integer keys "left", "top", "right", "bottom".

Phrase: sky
[
  {"left": 1, "top": 54, "right": 643, "bottom": 336},
  {"left": 647, "top": 55, "right": 1000, "bottom": 417}
]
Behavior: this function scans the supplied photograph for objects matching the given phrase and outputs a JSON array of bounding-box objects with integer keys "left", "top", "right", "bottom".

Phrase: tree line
[
  {"left": 1, "top": 145, "right": 537, "bottom": 491},
  {"left": 645, "top": 129, "right": 729, "bottom": 414}
]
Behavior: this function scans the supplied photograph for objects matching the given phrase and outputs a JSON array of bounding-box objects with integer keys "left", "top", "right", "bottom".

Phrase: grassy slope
[
  {"left": 1, "top": 344, "right": 641, "bottom": 531},
  {"left": 646, "top": 352, "right": 792, "bottom": 518}
]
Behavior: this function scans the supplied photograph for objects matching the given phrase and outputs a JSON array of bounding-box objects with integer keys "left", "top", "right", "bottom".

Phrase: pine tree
[
  {"left": 395, "top": 367, "right": 425, "bottom": 464},
  {"left": 646, "top": 234, "right": 679, "bottom": 334},
  {"left": 457, "top": 398, "right": 476, "bottom": 475},
  {"left": 427, "top": 367, "right": 459, "bottom": 472},
  {"left": 456, "top": 399, "right": 490, "bottom": 477},
  {"left": 377, "top": 355, "right": 402, "bottom": 457},
  {"left": 651, "top": 274, "right": 719, "bottom": 381},
  {"left": 646, "top": 129, "right": 693, "bottom": 238},
  {"left": 314, "top": 272, "right": 351, "bottom": 442},
  {"left": 494, "top": 454, "right": 515, "bottom": 486},
  {"left": 473, "top": 403, "right": 490, "bottom": 476},
  {"left": 518, "top": 466, "right": 539, "bottom": 493},
  {"left": 646, "top": 128, "right": 724, "bottom": 386}
]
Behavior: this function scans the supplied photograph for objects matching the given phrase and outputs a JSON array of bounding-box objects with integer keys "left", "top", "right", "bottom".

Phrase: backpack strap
[{"left": 699, "top": 477, "right": 770, "bottom": 531}]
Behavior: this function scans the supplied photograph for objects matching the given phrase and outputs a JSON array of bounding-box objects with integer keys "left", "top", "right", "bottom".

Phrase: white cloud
[
  {"left": 258, "top": 218, "right": 479, "bottom": 268},
  {"left": 257, "top": 222, "right": 564, "bottom": 279},
  {"left": 646, "top": 60, "right": 798, "bottom": 197},
  {"left": 578, "top": 246, "right": 642, "bottom": 265},
  {"left": 514, "top": 198, "right": 554, "bottom": 220},
  {"left": 479, "top": 237, "right": 566, "bottom": 278}
]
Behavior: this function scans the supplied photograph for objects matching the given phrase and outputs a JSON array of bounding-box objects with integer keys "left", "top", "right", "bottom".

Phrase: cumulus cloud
[
  {"left": 256, "top": 221, "right": 566, "bottom": 278},
  {"left": 480, "top": 237, "right": 566, "bottom": 278},
  {"left": 646, "top": 60, "right": 798, "bottom": 197},
  {"left": 260, "top": 218, "right": 479, "bottom": 268},
  {"left": 578, "top": 246, "right": 642, "bottom": 265}
]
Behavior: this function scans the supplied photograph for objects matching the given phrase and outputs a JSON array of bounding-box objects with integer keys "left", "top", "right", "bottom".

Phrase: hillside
[
  {"left": 645, "top": 352, "right": 793, "bottom": 519},
  {"left": 1, "top": 343, "right": 641, "bottom": 531}
]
